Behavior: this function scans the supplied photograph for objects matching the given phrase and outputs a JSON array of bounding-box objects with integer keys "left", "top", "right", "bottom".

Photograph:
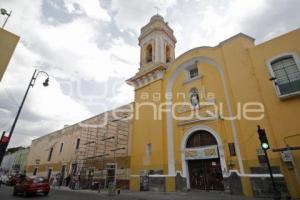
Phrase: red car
[
  {"left": 10, "top": 174, "right": 26, "bottom": 186},
  {"left": 13, "top": 176, "right": 50, "bottom": 196}
]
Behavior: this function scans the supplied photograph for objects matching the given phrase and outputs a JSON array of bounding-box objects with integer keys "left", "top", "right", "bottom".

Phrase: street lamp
[
  {"left": 0, "top": 69, "right": 50, "bottom": 165},
  {"left": 0, "top": 8, "right": 12, "bottom": 29}
]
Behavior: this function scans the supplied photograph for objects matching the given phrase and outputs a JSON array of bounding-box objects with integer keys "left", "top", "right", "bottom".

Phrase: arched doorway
[{"left": 185, "top": 130, "right": 224, "bottom": 190}]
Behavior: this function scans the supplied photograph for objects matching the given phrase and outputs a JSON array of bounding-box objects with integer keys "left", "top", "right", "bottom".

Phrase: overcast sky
[{"left": 0, "top": 0, "right": 299, "bottom": 148}]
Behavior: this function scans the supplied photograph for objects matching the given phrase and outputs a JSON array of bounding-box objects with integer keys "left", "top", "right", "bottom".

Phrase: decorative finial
[{"left": 154, "top": 6, "right": 160, "bottom": 15}]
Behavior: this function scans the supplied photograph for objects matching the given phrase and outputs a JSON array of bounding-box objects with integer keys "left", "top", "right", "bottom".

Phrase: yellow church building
[{"left": 127, "top": 15, "right": 300, "bottom": 199}]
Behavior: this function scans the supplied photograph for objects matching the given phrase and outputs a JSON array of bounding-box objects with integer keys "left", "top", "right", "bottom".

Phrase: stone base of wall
[
  {"left": 78, "top": 178, "right": 129, "bottom": 190},
  {"left": 250, "top": 166, "right": 290, "bottom": 199},
  {"left": 149, "top": 177, "right": 165, "bottom": 192},
  {"left": 175, "top": 172, "right": 187, "bottom": 192},
  {"left": 223, "top": 171, "right": 243, "bottom": 195}
]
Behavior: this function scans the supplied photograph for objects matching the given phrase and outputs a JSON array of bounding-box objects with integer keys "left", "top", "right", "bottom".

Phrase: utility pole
[{"left": 0, "top": 69, "right": 49, "bottom": 165}]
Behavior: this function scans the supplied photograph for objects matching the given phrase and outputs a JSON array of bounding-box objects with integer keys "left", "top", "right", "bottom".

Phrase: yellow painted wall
[
  {"left": 26, "top": 104, "right": 132, "bottom": 179},
  {"left": 130, "top": 80, "right": 167, "bottom": 175},
  {"left": 0, "top": 28, "right": 19, "bottom": 81},
  {"left": 129, "top": 28, "right": 300, "bottom": 198}
]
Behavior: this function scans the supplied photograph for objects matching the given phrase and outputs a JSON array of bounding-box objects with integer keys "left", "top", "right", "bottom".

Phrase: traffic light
[{"left": 257, "top": 125, "right": 270, "bottom": 150}]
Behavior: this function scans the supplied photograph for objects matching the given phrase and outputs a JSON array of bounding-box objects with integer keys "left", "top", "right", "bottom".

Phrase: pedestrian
[
  {"left": 52, "top": 175, "right": 57, "bottom": 188},
  {"left": 65, "top": 175, "right": 71, "bottom": 187}
]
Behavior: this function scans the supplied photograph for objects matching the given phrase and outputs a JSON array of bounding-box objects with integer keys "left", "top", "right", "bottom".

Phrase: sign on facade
[
  {"left": 185, "top": 145, "right": 219, "bottom": 160},
  {"left": 256, "top": 148, "right": 265, "bottom": 156},
  {"left": 281, "top": 150, "right": 293, "bottom": 162}
]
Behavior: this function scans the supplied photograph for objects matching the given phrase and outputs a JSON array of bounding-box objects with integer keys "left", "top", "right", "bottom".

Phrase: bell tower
[
  {"left": 139, "top": 14, "right": 177, "bottom": 70},
  {"left": 127, "top": 14, "right": 176, "bottom": 89}
]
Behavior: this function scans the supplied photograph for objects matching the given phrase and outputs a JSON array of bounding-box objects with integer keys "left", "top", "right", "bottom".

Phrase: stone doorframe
[{"left": 181, "top": 125, "right": 227, "bottom": 189}]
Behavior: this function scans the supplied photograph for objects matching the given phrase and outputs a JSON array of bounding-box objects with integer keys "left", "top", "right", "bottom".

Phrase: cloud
[
  {"left": 111, "top": 0, "right": 177, "bottom": 32},
  {"left": 63, "top": 0, "right": 111, "bottom": 21},
  {"left": 241, "top": 0, "right": 300, "bottom": 42}
]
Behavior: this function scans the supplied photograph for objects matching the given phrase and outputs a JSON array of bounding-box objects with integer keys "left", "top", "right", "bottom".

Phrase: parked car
[
  {"left": 10, "top": 174, "right": 26, "bottom": 186},
  {"left": 0, "top": 174, "right": 10, "bottom": 185},
  {"left": 13, "top": 176, "right": 50, "bottom": 196}
]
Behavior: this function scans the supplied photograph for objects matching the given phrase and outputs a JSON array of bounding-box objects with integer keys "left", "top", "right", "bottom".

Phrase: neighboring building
[
  {"left": 26, "top": 104, "right": 132, "bottom": 189},
  {"left": 0, "top": 152, "right": 16, "bottom": 174},
  {"left": 0, "top": 28, "right": 19, "bottom": 81},
  {"left": 12, "top": 147, "right": 30, "bottom": 174},
  {"left": 127, "top": 15, "right": 300, "bottom": 199},
  {"left": 0, "top": 147, "right": 28, "bottom": 174}
]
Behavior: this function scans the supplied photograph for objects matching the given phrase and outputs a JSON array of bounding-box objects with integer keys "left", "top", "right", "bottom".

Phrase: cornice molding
[{"left": 126, "top": 64, "right": 167, "bottom": 89}]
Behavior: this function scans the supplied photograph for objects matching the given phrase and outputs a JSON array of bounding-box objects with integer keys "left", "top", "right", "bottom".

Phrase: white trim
[
  {"left": 182, "top": 75, "right": 203, "bottom": 85},
  {"left": 130, "top": 170, "right": 284, "bottom": 178},
  {"left": 131, "top": 69, "right": 166, "bottom": 90},
  {"left": 180, "top": 125, "right": 227, "bottom": 189},
  {"left": 130, "top": 174, "right": 175, "bottom": 177},
  {"left": 266, "top": 52, "right": 300, "bottom": 99},
  {"left": 224, "top": 169, "right": 284, "bottom": 178},
  {"left": 177, "top": 116, "right": 219, "bottom": 126},
  {"left": 166, "top": 56, "right": 244, "bottom": 177}
]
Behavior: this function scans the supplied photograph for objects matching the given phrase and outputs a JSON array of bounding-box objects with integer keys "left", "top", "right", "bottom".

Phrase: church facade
[{"left": 127, "top": 15, "right": 300, "bottom": 198}]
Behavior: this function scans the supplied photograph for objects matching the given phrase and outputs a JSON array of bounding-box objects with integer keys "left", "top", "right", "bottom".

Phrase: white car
[{"left": 0, "top": 174, "right": 10, "bottom": 184}]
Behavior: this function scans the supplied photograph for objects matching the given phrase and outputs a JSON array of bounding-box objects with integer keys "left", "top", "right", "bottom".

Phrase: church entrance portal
[{"left": 186, "top": 130, "right": 224, "bottom": 190}]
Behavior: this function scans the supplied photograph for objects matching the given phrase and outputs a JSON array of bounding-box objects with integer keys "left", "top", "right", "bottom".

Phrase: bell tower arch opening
[
  {"left": 165, "top": 45, "right": 171, "bottom": 63},
  {"left": 145, "top": 43, "right": 153, "bottom": 63}
]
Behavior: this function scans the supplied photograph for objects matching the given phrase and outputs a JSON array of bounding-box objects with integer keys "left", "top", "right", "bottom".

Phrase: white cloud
[
  {"left": 20, "top": 16, "right": 139, "bottom": 82},
  {"left": 111, "top": 0, "right": 177, "bottom": 31},
  {"left": 110, "top": 82, "right": 134, "bottom": 106},
  {"left": 63, "top": 0, "right": 111, "bottom": 21}
]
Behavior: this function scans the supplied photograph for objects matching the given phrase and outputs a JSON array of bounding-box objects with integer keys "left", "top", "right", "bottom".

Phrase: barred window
[
  {"left": 271, "top": 56, "right": 300, "bottom": 96},
  {"left": 189, "top": 67, "right": 198, "bottom": 79}
]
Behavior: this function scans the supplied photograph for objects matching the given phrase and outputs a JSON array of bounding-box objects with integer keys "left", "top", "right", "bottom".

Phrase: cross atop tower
[{"left": 154, "top": 6, "right": 160, "bottom": 15}]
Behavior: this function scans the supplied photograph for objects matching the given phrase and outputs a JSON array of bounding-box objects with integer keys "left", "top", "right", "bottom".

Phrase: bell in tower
[{"left": 139, "top": 14, "right": 177, "bottom": 69}]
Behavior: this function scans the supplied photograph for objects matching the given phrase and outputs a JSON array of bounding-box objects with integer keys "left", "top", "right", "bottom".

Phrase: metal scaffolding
[{"left": 74, "top": 112, "right": 130, "bottom": 190}]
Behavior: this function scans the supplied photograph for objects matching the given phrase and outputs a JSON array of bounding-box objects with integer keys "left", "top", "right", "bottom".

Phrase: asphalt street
[{"left": 0, "top": 185, "right": 269, "bottom": 200}]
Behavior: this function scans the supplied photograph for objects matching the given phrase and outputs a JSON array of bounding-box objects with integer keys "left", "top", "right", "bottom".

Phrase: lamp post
[
  {"left": 1, "top": 8, "right": 12, "bottom": 29},
  {"left": 0, "top": 69, "right": 50, "bottom": 165}
]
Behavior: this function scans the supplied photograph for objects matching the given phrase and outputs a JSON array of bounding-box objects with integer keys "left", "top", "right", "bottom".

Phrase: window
[
  {"left": 47, "top": 168, "right": 52, "bottom": 179},
  {"left": 269, "top": 54, "right": 300, "bottom": 97},
  {"left": 48, "top": 147, "right": 53, "bottom": 161},
  {"left": 145, "top": 143, "right": 151, "bottom": 164},
  {"left": 33, "top": 167, "right": 38, "bottom": 176},
  {"left": 60, "top": 143, "right": 64, "bottom": 153},
  {"left": 76, "top": 138, "right": 80, "bottom": 150},
  {"left": 166, "top": 45, "right": 171, "bottom": 63},
  {"left": 146, "top": 143, "right": 151, "bottom": 158},
  {"left": 189, "top": 67, "right": 198, "bottom": 79},
  {"left": 228, "top": 143, "right": 236, "bottom": 156},
  {"left": 145, "top": 44, "right": 153, "bottom": 63}
]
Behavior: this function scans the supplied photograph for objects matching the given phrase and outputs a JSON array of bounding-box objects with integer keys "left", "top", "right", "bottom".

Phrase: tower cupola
[{"left": 139, "top": 14, "right": 177, "bottom": 69}]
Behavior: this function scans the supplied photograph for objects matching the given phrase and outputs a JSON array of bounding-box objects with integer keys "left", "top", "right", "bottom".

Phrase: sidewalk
[{"left": 52, "top": 186, "right": 271, "bottom": 200}]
